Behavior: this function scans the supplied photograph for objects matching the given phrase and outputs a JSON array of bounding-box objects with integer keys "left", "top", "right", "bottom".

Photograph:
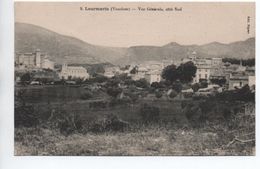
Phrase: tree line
[{"left": 222, "top": 58, "right": 255, "bottom": 67}]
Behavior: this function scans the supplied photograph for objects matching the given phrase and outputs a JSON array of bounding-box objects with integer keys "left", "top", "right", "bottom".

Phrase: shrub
[
  {"left": 169, "top": 89, "right": 178, "bottom": 98},
  {"left": 172, "top": 81, "right": 182, "bottom": 93},
  {"left": 107, "top": 87, "right": 122, "bottom": 98},
  {"left": 80, "top": 91, "right": 93, "bottom": 100},
  {"left": 191, "top": 83, "right": 200, "bottom": 92},
  {"left": 135, "top": 78, "right": 149, "bottom": 88},
  {"left": 15, "top": 105, "right": 39, "bottom": 128},
  {"left": 155, "top": 91, "right": 163, "bottom": 98},
  {"left": 140, "top": 104, "right": 160, "bottom": 124},
  {"left": 89, "top": 113, "right": 129, "bottom": 132}
]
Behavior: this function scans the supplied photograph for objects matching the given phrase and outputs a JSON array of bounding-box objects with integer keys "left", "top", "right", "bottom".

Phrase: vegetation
[
  {"left": 223, "top": 58, "right": 255, "bottom": 67},
  {"left": 14, "top": 64, "right": 255, "bottom": 156},
  {"left": 162, "top": 61, "right": 197, "bottom": 84},
  {"left": 140, "top": 104, "right": 160, "bottom": 124}
]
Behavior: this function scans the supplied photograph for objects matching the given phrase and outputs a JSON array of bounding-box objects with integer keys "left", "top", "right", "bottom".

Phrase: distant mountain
[
  {"left": 15, "top": 22, "right": 127, "bottom": 64},
  {"left": 116, "top": 38, "right": 255, "bottom": 64},
  {"left": 15, "top": 22, "right": 255, "bottom": 65}
]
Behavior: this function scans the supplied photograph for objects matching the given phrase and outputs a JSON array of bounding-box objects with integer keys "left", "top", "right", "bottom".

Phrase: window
[
  {"left": 199, "top": 74, "right": 201, "bottom": 79},
  {"left": 205, "top": 74, "right": 208, "bottom": 79}
]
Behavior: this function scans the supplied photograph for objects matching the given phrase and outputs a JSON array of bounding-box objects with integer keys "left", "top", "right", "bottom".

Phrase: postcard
[{"left": 14, "top": 2, "right": 255, "bottom": 156}]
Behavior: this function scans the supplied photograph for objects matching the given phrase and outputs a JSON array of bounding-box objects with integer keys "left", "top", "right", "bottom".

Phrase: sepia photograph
[{"left": 14, "top": 2, "right": 255, "bottom": 156}]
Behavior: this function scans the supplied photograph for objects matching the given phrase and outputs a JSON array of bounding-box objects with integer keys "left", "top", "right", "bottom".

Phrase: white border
[{"left": 0, "top": 0, "right": 259, "bottom": 169}]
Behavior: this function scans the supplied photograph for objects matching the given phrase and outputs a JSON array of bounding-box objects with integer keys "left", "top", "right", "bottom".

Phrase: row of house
[{"left": 181, "top": 51, "right": 255, "bottom": 90}]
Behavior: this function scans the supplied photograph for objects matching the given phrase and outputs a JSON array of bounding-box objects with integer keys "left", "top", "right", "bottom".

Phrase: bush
[
  {"left": 169, "top": 89, "right": 178, "bottom": 98},
  {"left": 155, "top": 91, "right": 163, "bottom": 98},
  {"left": 172, "top": 81, "right": 182, "bottom": 93},
  {"left": 191, "top": 83, "right": 200, "bottom": 92},
  {"left": 135, "top": 78, "right": 149, "bottom": 88},
  {"left": 140, "top": 104, "right": 160, "bottom": 124},
  {"left": 107, "top": 87, "right": 122, "bottom": 98},
  {"left": 80, "top": 91, "right": 93, "bottom": 100},
  {"left": 109, "top": 97, "right": 131, "bottom": 107},
  {"left": 15, "top": 105, "right": 39, "bottom": 128},
  {"left": 57, "top": 111, "right": 83, "bottom": 135},
  {"left": 90, "top": 114, "right": 129, "bottom": 132}
]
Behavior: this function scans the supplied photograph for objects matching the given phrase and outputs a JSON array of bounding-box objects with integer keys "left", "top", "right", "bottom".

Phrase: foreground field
[
  {"left": 15, "top": 85, "right": 255, "bottom": 156},
  {"left": 15, "top": 125, "right": 254, "bottom": 156}
]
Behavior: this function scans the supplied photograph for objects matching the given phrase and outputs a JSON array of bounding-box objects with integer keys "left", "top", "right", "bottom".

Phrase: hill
[
  {"left": 15, "top": 22, "right": 127, "bottom": 64},
  {"left": 15, "top": 22, "right": 255, "bottom": 65}
]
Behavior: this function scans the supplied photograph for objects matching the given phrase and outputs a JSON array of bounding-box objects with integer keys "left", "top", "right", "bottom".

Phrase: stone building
[{"left": 59, "top": 63, "right": 89, "bottom": 80}]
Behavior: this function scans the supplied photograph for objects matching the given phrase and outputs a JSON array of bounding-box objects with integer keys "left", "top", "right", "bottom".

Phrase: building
[
  {"left": 211, "top": 57, "right": 222, "bottom": 66},
  {"left": 193, "top": 65, "right": 211, "bottom": 83},
  {"left": 59, "top": 64, "right": 89, "bottom": 80},
  {"left": 181, "top": 51, "right": 223, "bottom": 84},
  {"left": 15, "top": 49, "right": 54, "bottom": 70},
  {"left": 228, "top": 74, "right": 248, "bottom": 90},
  {"left": 41, "top": 57, "right": 55, "bottom": 70},
  {"left": 131, "top": 66, "right": 148, "bottom": 81},
  {"left": 104, "top": 66, "right": 120, "bottom": 78},
  {"left": 145, "top": 71, "right": 161, "bottom": 84},
  {"left": 248, "top": 75, "right": 255, "bottom": 87}
]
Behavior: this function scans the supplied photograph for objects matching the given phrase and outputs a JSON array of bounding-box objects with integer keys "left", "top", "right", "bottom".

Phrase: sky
[{"left": 15, "top": 2, "right": 255, "bottom": 47}]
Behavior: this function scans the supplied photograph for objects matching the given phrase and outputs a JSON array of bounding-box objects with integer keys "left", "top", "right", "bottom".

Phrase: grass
[
  {"left": 14, "top": 124, "right": 255, "bottom": 156},
  {"left": 14, "top": 85, "right": 255, "bottom": 156}
]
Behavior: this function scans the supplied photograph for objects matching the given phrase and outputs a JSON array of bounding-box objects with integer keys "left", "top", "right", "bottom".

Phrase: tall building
[{"left": 15, "top": 49, "right": 54, "bottom": 70}]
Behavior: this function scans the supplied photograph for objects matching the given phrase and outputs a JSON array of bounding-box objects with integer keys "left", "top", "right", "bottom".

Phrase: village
[{"left": 15, "top": 49, "right": 255, "bottom": 99}]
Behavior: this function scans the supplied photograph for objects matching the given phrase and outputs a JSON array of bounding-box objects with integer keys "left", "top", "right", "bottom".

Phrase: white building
[
  {"left": 131, "top": 66, "right": 148, "bottom": 81},
  {"left": 41, "top": 57, "right": 54, "bottom": 70},
  {"left": 248, "top": 75, "right": 255, "bottom": 87},
  {"left": 104, "top": 66, "right": 120, "bottom": 78},
  {"left": 193, "top": 65, "right": 211, "bottom": 83},
  {"left": 59, "top": 64, "right": 89, "bottom": 80},
  {"left": 211, "top": 57, "right": 222, "bottom": 66},
  {"left": 145, "top": 71, "right": 161, "bottom": 84}
]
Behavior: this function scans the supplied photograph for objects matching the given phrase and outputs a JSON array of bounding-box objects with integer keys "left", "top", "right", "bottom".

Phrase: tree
[
  {"left": 161, "top": 62, "right": 197, "bottom": 84},
  {"left": 191, "top": 83, "right": 200, "bottom": 92},
  {"left": 151, "top": 82, "right": 164, "bottom": 89},
  {"left": 161, "top": 64, "right": 179, "bottom": 83},
  {"left": 210, "top": 78, "right": 226, "bottom": 86},
  {"left": 130, "top": 66, "right": 138, "bottom": 74},
  {"left": 172, "top": 81, "right": 183, "bottom": 93},
  {"left": 177, "top": 61, "right": 197, "bottom": 83}
]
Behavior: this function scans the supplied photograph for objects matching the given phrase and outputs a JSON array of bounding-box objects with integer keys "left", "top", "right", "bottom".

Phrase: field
[{"left": 14, "top": 85, "right": 255, "bottom": 156}]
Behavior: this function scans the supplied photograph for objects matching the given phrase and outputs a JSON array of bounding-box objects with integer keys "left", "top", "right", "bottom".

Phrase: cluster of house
[
  {"left": 15, "top": 49, "right": 89, "bottom": 81},
  {"left": 102, "top": 51, "right": 255, "bottom": 90},
  {"left": 103, "top": 60, "right": 174, "bottom": 84},
  {"left": 181, "top": 51, "right": 255, "bottom": 90},
  {"left": 15, "top": 49, "right": 255, "bottom": 90}
]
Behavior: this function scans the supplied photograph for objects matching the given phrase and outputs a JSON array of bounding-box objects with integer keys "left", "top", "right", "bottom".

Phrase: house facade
[{"left": 59, "top": 64, "right": 89, "bottom": 80}]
